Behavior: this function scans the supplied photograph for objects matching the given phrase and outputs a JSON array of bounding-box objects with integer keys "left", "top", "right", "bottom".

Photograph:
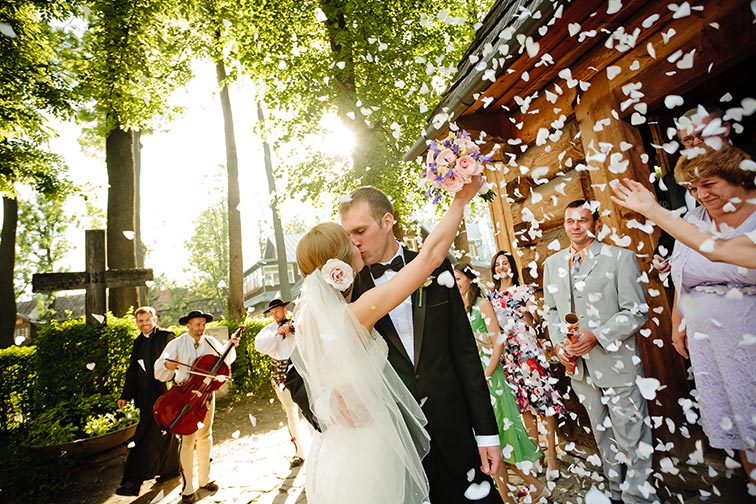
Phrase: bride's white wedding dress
[{"left": 291, "top": 269, "right": 430, "bottom": 504}]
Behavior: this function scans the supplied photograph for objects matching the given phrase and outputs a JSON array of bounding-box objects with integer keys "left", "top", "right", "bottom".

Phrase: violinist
[
  {"left": 155, "top": 310, "right": 239, "bottom": 504},
  {"left": 254, "top": 299, "right": 307, "bottom": 468}
]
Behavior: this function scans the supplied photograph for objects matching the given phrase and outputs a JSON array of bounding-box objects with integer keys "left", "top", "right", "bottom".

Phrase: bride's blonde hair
[{"left": 296, "top": 223, "right": 352, "bottom": 276}]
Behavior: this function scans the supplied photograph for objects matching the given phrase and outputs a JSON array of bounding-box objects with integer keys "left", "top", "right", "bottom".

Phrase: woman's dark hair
[
  {"left": 490, "top": 250, "right": 520, "bottom": 290},
  {"left": 454, "top": 262, "right": 481, "bottom": 313}
]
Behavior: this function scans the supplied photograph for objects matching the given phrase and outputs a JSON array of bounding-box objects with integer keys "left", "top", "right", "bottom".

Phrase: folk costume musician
[
  {"left": 254, "top": 298, "right": 307, "bottom": 468},
  {"left": 155, "top": 310, "right": 239, "bottom": 504}
]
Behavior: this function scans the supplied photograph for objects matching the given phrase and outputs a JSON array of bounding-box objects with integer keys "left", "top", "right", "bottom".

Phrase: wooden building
[{"left": 406, "top": 0, "right": 755, "bottom": 460}]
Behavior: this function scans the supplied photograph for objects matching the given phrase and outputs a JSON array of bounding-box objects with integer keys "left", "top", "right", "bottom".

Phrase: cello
[{"left": 153, "top": 325, "right": 245, "bottom": 435}]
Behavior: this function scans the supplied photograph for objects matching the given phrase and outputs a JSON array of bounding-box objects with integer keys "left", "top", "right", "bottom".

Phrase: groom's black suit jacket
[{"left": 287, "top": 248, "right": 499, "bottom": 479}]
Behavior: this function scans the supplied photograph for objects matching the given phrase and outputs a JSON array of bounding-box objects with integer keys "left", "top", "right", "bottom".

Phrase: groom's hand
[{"left": 478, "top": 445, "right": 501, "bottom": 476}]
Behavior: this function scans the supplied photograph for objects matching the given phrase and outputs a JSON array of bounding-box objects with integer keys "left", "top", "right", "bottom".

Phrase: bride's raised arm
[{"left": 351, "top": 176, "right": 483, "bottom": 330}]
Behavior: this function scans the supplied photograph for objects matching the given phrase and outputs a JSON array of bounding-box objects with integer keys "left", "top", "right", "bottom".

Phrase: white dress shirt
[
  {"left": 255, "top": 320, "right": 296, "bottom": 360},
  {"left": 155, "top": 332, "right": 236, "bottom": 384},
  {"left": 372, "top": 246, "right": 415, "bottom": 364}
]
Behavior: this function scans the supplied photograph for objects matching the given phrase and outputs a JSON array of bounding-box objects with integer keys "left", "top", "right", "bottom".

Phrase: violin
[{"left": 153, "top": 325, "right": 245, "bottom": 435}]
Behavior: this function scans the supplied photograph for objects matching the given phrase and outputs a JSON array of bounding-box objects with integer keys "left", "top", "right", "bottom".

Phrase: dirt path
[
  {"left": 61, "top": 393, "right": 307, "bottom": 504},
  {"left": 54, "top": 392, "right": 752, "bottom": 504}
]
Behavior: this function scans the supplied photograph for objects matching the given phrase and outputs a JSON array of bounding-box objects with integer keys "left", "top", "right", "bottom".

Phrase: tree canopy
[{"left": 235, "top": 0, "right": 494, "bottom": 222}]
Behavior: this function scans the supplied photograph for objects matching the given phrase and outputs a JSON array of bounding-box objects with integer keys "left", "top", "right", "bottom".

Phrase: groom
[{"left": 289, "top": 186, "right": 502, "bottom": 503}]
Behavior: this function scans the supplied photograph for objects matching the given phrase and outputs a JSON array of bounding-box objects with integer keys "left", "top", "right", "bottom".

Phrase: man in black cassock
[{"left": 116, "top": 306, "right": 180, "bottom": 496}]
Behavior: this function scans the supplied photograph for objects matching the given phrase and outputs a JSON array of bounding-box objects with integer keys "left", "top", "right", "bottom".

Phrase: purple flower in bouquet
[{"left": 424, "top": 129, "right": 496, "bottom": 204}]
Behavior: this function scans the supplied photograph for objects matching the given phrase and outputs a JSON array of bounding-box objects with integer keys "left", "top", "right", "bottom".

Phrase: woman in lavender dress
[
  {"left": 670, "top": 144, "right": 756, "bottom": 489},
  {"left": 488, "top": 251, "right": 564, "bottom": 479}
]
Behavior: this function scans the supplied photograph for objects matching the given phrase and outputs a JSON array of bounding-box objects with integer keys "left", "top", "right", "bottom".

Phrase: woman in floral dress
[
  {"left": 488, "top": 251, "right": 564, "bottom": 478},
  {"left": 454, "top": 263, "right": 548, "bottom": 504}
]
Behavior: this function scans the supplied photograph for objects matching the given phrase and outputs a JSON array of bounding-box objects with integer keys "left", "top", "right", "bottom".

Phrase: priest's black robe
[{"left": 119, "top": 327, "right": 180, "bottom": 484}]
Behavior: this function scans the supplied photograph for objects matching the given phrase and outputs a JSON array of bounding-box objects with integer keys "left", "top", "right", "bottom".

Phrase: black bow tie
[{"left": 370, "top": 256, "right": 404, "bottom": 278}]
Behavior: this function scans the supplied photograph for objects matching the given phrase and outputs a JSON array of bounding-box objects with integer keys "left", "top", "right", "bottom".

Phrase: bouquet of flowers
[{"left": 424, "top": 129, "right": 497, "bottom": 204}]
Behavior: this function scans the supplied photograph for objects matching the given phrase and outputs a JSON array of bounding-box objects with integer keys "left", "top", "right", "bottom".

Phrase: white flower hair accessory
[{"left": 321, "top": 258, "right": 354, "bottom": 292}]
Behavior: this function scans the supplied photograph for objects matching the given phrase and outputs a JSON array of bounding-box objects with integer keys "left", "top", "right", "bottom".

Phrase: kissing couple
[{"left": 287, "top": 175, "right": 506, "bottom": 504}]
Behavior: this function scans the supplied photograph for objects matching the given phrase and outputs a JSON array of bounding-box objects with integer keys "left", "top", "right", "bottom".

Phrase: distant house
[
  {"left": 15, "top": 293, "right": 86, "bottom": 345},
  {"left": 243, "top": 233, "right": 303, "bottom": 317}
]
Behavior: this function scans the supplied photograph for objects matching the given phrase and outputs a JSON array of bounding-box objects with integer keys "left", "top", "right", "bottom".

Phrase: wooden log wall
[{"left": 462, "top": 0, "right": 756, "bottom": 457}]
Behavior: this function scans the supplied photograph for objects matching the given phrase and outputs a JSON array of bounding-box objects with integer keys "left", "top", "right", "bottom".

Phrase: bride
[{"left": 291, "top": 177, "right": 482, "bottom": 504}]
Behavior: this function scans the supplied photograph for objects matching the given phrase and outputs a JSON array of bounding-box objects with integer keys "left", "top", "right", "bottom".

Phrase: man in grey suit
[{"left": 542, "top": 199, "right": 658, "bottom": 504}]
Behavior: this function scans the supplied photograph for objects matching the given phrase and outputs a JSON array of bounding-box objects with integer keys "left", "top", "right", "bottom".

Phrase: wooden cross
[{"left": 32, "top": 230, "right": 153, "bottom": 325}]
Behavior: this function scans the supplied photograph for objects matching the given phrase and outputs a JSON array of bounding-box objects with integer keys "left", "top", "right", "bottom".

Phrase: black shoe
[
  {"left": 200, "top": 481, "right": 218, "bottom": 492},
  {"left": 610, "top": 499, "right": 623, "bottom": 504},
  {"left": 155, "top": 472, "right": 179, "bottom": 483},
  {"left": 181, "top": 494, "right": 196, "bottom": 504},
  {"left": 115, "top": 481, "right": 141, "bottom": 496},
  {"left": 289, "top": 456, "right": 304, "bottom": 468}
]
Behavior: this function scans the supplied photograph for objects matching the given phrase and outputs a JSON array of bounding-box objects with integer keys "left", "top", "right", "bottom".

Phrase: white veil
[{"left": 292, "top": 268, "right": 430, "bottom": 504}]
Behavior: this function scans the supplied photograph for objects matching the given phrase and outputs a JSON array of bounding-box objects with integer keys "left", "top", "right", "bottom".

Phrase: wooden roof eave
[{"left": 402, "top": 0, "right": 559, "bottom": 162}]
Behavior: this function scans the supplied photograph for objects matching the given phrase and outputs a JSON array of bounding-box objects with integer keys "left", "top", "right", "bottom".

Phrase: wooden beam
[
  {"left": 105, "top": 269, "right": 154, "bottom": 288},
  {"left": 32, "top": 272, "right": 88, "bottom": 292},
  {"left": 86, "top": 229, "right": 107, "bottom": 325}
]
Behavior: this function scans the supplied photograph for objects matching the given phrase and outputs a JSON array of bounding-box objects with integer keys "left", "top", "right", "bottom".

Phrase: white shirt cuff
[{"left": 476, "top": 435, "right": 500, "bottom": 448}]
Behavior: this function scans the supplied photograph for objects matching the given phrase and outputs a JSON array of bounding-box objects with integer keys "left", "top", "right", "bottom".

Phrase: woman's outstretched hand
[
  {"left": 609, "top": 178, "right": 658, "bottom": 216},
  {"left": 454, "top": 175, "right": 485, "bottom": 205}
]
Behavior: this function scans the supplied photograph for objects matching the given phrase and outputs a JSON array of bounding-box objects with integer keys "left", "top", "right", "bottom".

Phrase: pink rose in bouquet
[
  {"left": 424, "top": 129, "right": 496, "bottom": 204},
  {"left": 455, "top": 155, "right": 483, "bottom": 181}
]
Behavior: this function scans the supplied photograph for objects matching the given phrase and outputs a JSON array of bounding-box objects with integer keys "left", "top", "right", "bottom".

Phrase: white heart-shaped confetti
[
  {"left": 607, "top": 0, "right": 623, "bottom": 15},
  {"left": 568, "top": 23, "right": 581, "bottom": 36},
  {"left": 249, "top": 414, "right": 257, "bottom": 427},
  {"left": 123, "top": 230, "right": 135, "bottom": 240},
  {"left": 636, "top": 376, "right": 661, "bottom": 400},
  {"left": 464, "top": 480, "right": 492, "bottom": 500},
  {"left": 0, "top": 23, "right": 16, "bottom": 38},
  {"left": 585, "top": 486, "right": 611, "bottom": 503},
  {"left": 437, "top": 270, "right": 455, "bottom": 288},
  {"left": 92, "top": 313, "right": 105, "bottom": 324},
  {"left": 86, "top": 362, "right": 96, "bottom": 371},
  {"left": 606, "top": 66, "right": 621, "bottom": 80}
]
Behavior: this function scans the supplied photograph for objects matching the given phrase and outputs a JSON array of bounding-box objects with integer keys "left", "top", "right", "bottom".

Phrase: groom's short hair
[{"left": 338, "top": 186, "right": 394, "bottom": 225}]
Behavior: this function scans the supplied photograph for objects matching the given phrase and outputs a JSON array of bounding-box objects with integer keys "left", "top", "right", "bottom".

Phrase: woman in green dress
[{"left": 454, "top": 263, "right": 549, "bottom": 503}]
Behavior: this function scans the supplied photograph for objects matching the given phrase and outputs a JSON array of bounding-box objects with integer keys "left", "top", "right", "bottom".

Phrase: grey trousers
[{"left": 571, "top": 378, "right": 659, "bottom": 504}]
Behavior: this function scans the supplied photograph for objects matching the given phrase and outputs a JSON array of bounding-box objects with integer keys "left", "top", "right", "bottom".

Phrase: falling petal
[
  {"left": 92, "top": 313, "right": 105, "bottom": 323},
  {"left": 607, "top": 0, "right": 623, "bottom": 15},
  {"left": 249, "top": 413, "right": 257, "bottom": 427},
  {"left": 127, "top": 441, "right": 136, "bottom": 448},
  {"left": 636, "top": 376, "right": 661, "bottom": 400},
  {"left": 231, "top": 430, "right": 241, "bottom": 439},
  {"left": 585, "top": 486, "right": 611, "bottom": 503},
  {"left": 463, "top": 481, "right": 491, "bottom": 500},
  {"left": 0, "top": 23, "right": 16, "bottom": 38}
]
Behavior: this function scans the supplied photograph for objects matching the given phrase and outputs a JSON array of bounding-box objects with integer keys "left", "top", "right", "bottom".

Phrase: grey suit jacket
[{"left": 542, "top": 240, "right": 648, "bottom": 387}]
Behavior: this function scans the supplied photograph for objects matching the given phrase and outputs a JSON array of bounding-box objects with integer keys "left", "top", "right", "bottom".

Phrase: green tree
[
  {"left": 14, "top": 193, "right": 77, "bottom": 298},
  {"left": 0, "top": 0, "right": 79, "bottom": 347},
  {"left": 184, "top": 200, "right": 229, "bottom": 317},
  {"left": 182, "top": 0, "right": 246, "bottom": 320},
  {"left": 235, "top": 0, "right": 493, "bottom": 221},
  {"left": 75, "top": 0, "right": 194, "bottom": 316}
]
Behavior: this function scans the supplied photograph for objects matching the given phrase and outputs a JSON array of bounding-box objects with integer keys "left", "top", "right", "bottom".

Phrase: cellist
[{"left": 155, "top": 310, "right": 239, "bottom": 504}]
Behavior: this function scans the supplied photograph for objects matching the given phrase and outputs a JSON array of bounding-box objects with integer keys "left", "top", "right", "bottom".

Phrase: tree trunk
[
  {"left": 216, "top": 60, "right": 245, "bottom": 321},
  {"left": 258, "top": 102, "right": 292, "bottom": 304},
  {"left": 134, "top": 130, "right": 148, "bottom": 305},
  {"left": 106, "top": 126, "right": 139, "bottom": 316},
  {"left": 0, "top": 197, "right": 19, "bottom": 348}
]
